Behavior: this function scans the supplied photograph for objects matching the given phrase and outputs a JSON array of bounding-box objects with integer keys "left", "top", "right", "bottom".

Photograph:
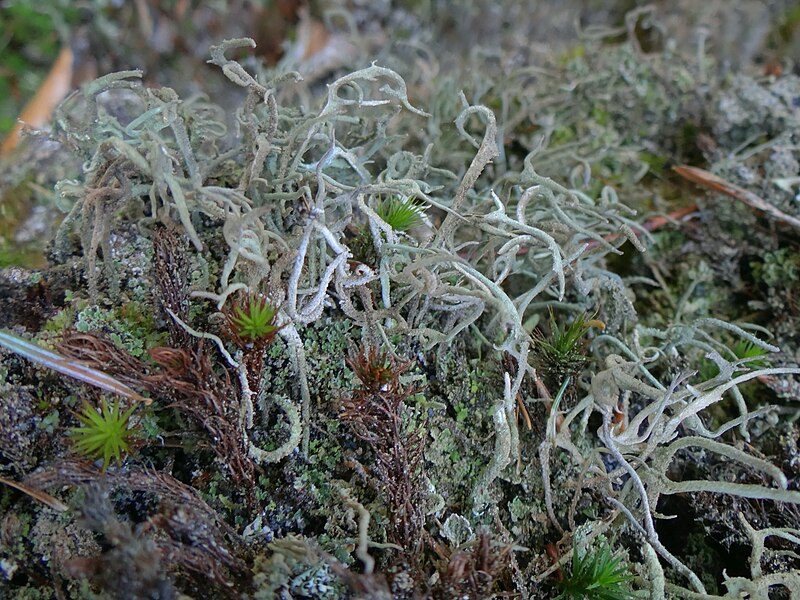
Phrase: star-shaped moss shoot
[
  {"left": 70, "top": 398, "right": 137, "bottom": 471},
  {"left": 376, "top": 196, "right": 426, "bottom": 232},
  {"left": 225, "top": 293, "right": 282, "bottom": 349},
  {"left": 556, "top": 541, "right": 636, "bottom": 600}
]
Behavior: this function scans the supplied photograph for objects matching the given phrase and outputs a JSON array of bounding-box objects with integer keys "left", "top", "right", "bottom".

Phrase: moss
[{"left": 0, "top": 245, "right": 46, "bottom": 269}]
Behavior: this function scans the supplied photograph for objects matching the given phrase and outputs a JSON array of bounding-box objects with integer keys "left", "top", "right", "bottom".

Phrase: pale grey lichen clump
[{"left": 2, "top": 4, "right": 800, "bottom": 597}]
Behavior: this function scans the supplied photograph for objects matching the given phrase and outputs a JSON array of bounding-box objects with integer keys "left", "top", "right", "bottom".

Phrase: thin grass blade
[{"left": 0, "top": 330, "right": 150, "bottom": 404}]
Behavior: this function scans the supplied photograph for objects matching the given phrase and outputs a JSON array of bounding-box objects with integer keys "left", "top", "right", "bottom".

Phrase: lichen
[{"left": 1, "top": 2, "right": 800, "bottom": 598}]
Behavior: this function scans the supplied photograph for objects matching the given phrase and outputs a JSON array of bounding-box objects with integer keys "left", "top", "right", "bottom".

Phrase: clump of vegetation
[
  {"left": 555, "top": 542, "right": 635, "bottom": 600},
  {"left": 342, "top": 345, "right": 427, "bottom": 580},
  {"left": 69, "top": 398, "right": 138, "bottom": 471},
  {"left": 225, "top": 293, "right": 282, "bottom": 347},
  {"left": 533, "top": 311, "right": 604, "bottom": 397},
  {"left": 375, "top": 196, "right": 426, "bottom": 232}
]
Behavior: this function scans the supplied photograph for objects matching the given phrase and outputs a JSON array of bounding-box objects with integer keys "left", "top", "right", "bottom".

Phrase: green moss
[
  {"left": 556, "top": 541, "right": 636, "bottom": 600},
  {"left": 69, "top": 398, "right": 138, "bottom": 471},
  {"left": 375, "top": 196, "right": 427, "bottom": 232},
  {"left": 0, "top": 178, "right": 50, "bottom": 268},
  {"left": 0, "top": 244, "right": 46, "bottom": 268},
  {"left": 226, "top": 294, "right": 280, "bottom": 342}
]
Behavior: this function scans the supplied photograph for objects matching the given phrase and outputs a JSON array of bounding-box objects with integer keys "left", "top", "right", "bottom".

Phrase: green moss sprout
[
  {"left": 556, "top": 541, "right": 636, "bottom": 600},
  {"left": 533, "top": 311, "right": 604, "bottom": 393},
  {"left": 225, "top": 294, "right": 281, "bottom": 346},
  {"left": 69, "top": 398, "right": 137, "bottom": 471},
  {"left": 699, "top": 338, "right": 770, "bottom": 381},
  {"left": 375, "top": 196, "right": 426, "bottom": 232},
  {"left": 537, "top": 312, "right": 603, "bottom": 363}
]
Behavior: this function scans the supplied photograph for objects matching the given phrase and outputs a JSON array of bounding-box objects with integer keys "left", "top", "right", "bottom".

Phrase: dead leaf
[{"left": 1, "top": 46, "right": 74, "bottom": 155}]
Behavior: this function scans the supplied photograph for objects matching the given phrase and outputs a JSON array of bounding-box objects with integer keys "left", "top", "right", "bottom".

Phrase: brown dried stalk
[
  {"left": 674, "top": 165, "right": 800, "bottom": 231},
  {"left": 0, "top": 475, "right": 69, "bottom": 512},
  {"left": 427, "top": 530, "right": 512, "bottom": 600},
  {"left": 152, "top": 226, "right": 192, "bottom": 348},
  {"left": 147, "top": 344, "right": 255, "bottom": 491},
  {"left": 341, "top": 345, "right": 427, "bottom": 568}
]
